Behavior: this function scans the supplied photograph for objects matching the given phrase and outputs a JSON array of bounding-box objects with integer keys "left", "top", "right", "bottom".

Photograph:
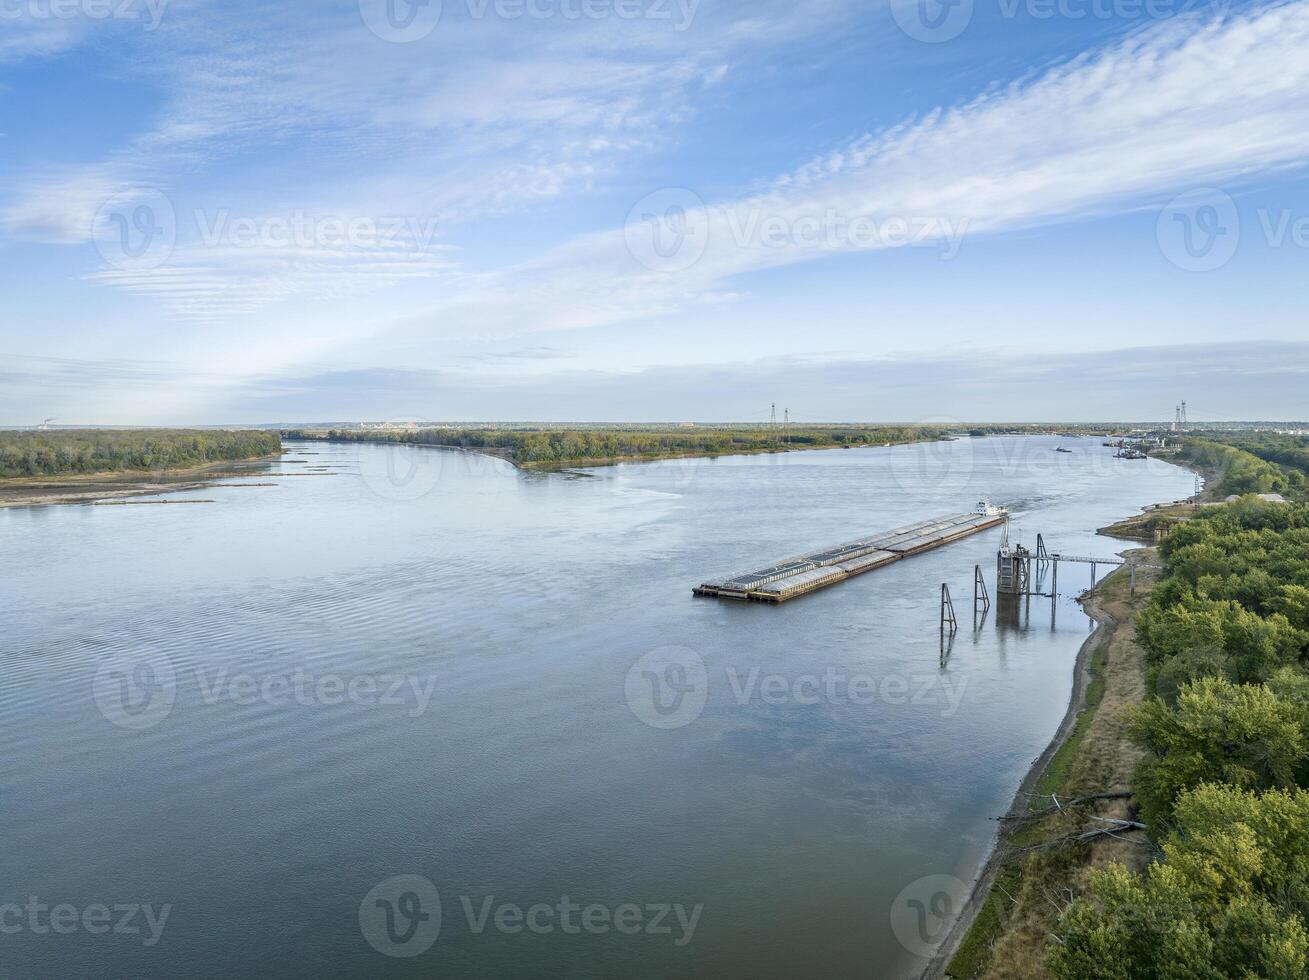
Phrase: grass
[{"left": 944, "top": 563, "right": 1153, "bottom": 979}]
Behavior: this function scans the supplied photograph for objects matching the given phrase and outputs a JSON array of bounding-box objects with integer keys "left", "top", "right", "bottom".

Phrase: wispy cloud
[
  {"left": 392, "top": 3, "right": 1309, "bottom": 340},
  {"left": 0, "top": 0, "right": 850, "bottom": 320}
]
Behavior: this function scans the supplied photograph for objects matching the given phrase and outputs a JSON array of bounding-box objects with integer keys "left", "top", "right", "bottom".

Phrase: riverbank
[
  {"left": 521, "top": 441, "right": 892, "bottom": 471},
  {"left": 289, "top": 425, "right": 943, "bottom": 471},
  {"left": 927, "top": 558, "right": 1157, "bottom": 978},
  {"left": 1095, "top": 453, "right": 1221, "bottom": 539},
  {"left": 0, "top": 453, "right": 283, "bottom": 509}
]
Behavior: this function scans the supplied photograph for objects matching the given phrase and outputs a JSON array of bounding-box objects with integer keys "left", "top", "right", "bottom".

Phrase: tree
[
  {"left": 1051, "top": 784, "right": 1309, "bottom": 980},
  {"left": 1129, "top": 677, "right": 1306, "bottom": 829}
]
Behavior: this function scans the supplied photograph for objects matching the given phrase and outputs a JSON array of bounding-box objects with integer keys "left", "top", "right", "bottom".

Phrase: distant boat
[
  {"left": 1055, "top": 447, "right": 1073, "bottom": 453},
  {"left": 1116, "top": 449, "right": 1147, "bottom": 459}
]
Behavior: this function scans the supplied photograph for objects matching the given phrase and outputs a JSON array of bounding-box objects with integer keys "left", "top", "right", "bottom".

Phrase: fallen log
[{"left": 998, "top": 791, "right": 1132, "bottom": 822}]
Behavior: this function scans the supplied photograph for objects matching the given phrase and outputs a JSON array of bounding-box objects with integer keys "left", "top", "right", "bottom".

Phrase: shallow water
[{"left": 0, "top": 435, "right": 1193, "bottom": 978}]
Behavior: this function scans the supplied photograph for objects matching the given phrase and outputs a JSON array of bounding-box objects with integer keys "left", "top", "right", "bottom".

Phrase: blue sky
[{"left": 2, "top": 0, "right": 1308, "bottom": 424}]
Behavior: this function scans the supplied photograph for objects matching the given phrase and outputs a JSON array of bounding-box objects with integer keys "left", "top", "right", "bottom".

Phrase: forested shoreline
[
  {"left": 288, "top": 425, "right": 942, "bottom": 466},
  {"left": 1049, "top": 490, "right": 1309, "bottom": 976},
  {"left": 1179, "top": 437, "right": 1308, "bottom": 498},
  {"left": 0, "top": 430, "right": 281, "bottom": 479},
  {"left": 945, "top": 432, "right": 1309, "bottom": 978},
  {"left": 1053, "top": 436, "right": 1309, "bottom": 976}
]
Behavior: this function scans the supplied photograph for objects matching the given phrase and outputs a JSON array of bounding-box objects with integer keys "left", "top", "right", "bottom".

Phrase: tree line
[
  {"left": 291, "top": 425, "right": 941, "bottom": 464},
  {"left": 0, "top": 429, "right": 281, "bottom": 478},
  {"left": 1051, "top": 494, "right": 1309, "bottom": 977},
  {"left": 1180, "top": 437, "right": 1308, "bottom": 498}
]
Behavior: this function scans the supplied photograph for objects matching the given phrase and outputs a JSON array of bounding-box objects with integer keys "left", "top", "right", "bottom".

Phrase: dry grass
[{"left": 946, "top": 561, "right": 1159, "bottom": 979}]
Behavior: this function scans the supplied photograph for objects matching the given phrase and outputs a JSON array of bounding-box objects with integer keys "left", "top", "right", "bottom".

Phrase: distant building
[{"left": 1225, "top": 493, "right": 1288, "bottom": 504}]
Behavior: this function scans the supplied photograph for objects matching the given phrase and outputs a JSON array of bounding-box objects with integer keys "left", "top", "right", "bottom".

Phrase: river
[{"left": 0, "top": 435, "right": 1194, "bottom": 978}]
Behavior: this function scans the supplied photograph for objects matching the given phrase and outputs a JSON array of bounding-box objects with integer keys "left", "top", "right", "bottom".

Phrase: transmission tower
[{"left": 1180, "top": 400, "right": 1187, "bottom": 430}]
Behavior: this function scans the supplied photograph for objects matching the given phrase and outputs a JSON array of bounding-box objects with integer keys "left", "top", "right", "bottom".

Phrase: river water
[{"left": 0, "top": 436, "right": 1193, "bottom": 978}]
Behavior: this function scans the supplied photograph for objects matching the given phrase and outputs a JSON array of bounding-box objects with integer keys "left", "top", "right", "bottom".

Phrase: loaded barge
[{"left": 693, "top": 502, "right": 1009, "bottom": 604}]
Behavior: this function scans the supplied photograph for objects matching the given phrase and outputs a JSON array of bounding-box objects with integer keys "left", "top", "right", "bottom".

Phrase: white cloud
[
  {"left": 0, "top": 0, "right": 853, "bottom": 321},
  {"left": 392, "top": 2, "right": 1309, "bottom": 341}
]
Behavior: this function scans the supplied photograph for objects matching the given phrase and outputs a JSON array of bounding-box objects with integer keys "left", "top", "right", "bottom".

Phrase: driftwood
[
  {"left": 996, "top": 790, "right": 1148, "bottom": 855},
  {"left": 1007, "top": 817, "right": 1150, "bottom": 854},
  {"left": 998, "top": 791, "right": 1132, "bottom": 823}
]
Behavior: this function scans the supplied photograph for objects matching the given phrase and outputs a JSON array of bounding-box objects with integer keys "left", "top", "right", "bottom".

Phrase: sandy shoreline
[{"left": 0, "top": 453, "right": 284, "bottom": 509}]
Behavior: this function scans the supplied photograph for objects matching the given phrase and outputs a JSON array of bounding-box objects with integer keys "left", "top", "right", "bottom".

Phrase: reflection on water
[{"left": 0, "top": 436, "right": 1192, "bottom": 978}]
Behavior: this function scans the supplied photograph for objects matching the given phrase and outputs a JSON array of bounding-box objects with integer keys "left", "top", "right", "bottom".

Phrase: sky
[{"left": 2, "top": 0, "right": 1308, "bottom": 424}]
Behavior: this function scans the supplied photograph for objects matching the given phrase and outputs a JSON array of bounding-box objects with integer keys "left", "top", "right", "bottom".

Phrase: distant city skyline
[{"left": 3, "top": 1, "right": 1308, "bottom": 423}]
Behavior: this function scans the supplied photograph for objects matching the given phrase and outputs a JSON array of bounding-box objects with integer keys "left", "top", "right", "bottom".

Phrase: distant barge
[{"left": 693, "top": 503, "right": 1009, "bottom": 603}]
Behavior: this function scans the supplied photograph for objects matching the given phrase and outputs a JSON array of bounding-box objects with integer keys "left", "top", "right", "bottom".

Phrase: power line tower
[{"left": 1180, "top": 400, "right": 1187, "bottom": 430}]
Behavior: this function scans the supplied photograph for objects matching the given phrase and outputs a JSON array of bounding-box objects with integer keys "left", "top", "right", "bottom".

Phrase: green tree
[
  {"left": 1051, "top": 784, "right": 1309, "bottom": 980},
  {"left": 1129, "top": 678, "right": 1306, "bottom": 829}
]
